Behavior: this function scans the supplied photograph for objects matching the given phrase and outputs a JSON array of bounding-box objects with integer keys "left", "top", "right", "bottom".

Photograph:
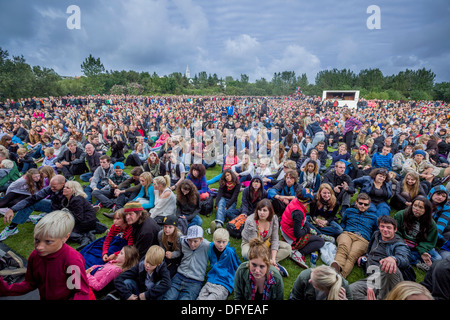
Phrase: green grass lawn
[{"left": 0, "top": 149, "right": 427, "bottom": 300}]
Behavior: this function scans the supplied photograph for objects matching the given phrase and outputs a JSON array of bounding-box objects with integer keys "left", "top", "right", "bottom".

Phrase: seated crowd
[{"left": 0, "top": 94, "right": 449, "bottom": 301}]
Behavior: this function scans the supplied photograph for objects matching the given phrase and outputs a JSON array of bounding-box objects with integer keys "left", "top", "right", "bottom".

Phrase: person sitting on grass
[
  {"left": 163, "top": 225, "right": 210, "bottom": 300},
  {"left": 210, "top": 169, "right": 241, "bottom": 233},
  {"left": 241, "top": 199, "right": 291, "bottom": 277},
  {"left": 330, "top": 193, "right": 379, "bottom": 278},
  {"left": 350, "top": 215, "right": 411, "bottom": 300},
  {"left": 0, "top": 210, "right": 90, "bottom": 299},
  {"left": 393, "top": 196, "right": 441, "bottom": 272},
  {"left": 268, "top": 169, "right": 302, "bottom": 216},
  {"left": 197, "top": 228, "right": 241, "bottom": 300},
  {"left": 233, "top": 238, "right": 284, "bottom": 300},
  {"left": 289, "top": 265, "right": 352, "bottom": 300},
  {"left": 280, "top": 188, "right": 325, "bottom": 269},
  {"left": 86, "top": 245, "right": 140, "bottom": 300},
  {"left": 0, "top": 175, "right": 66, "bottom": 241},
  {"left": 54, "top": 140, "right": 88, "bottom": 180},
  {"left": 114, "top": 245, "right": 171, "bottom": 300}
]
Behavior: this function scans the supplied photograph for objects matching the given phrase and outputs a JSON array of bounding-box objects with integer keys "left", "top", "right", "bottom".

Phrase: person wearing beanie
[
  {"left": 124, "top": 201, "right": 160, "bottom": 259},
  {"left": 402, "top": 149, "right": 450, "bottom": 186},
  {"left": 349, "top": 145, "right": 372, "bottom": 179}
]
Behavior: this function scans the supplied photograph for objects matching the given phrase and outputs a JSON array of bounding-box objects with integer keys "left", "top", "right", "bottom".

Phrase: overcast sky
[{"left": 1, "top": 0, "right": 449, "bottom": 83}]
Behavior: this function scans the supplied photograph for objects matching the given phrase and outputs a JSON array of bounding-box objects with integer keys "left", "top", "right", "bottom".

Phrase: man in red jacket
[{"left": 0, "top": 210, "right": 90, "bottom": 300}]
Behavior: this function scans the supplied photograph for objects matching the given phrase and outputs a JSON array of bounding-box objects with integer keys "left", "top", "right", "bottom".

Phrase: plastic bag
[{"left": 319, "top": 241, "right": 337, "bottom": 266}]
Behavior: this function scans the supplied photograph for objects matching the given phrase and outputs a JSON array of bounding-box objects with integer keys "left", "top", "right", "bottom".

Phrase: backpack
[
  {"left": 0, "top": 248, "right": 27, "bottom": 284},
  {"left": 199, "top": 196, "right": 214, "bottom": 217},
  {"left": 226, "top": 213, "right": 247, "bottom": 239}
]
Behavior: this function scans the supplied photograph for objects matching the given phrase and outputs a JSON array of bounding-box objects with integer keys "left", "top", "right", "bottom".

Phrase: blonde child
[
  {"left": 197, "top": 228, "right": 241, "bottom": 300},
  {"left": 0, "top": 210, "right": 90, "bottom": 300},
  {"left": 114, "top": 245, "right": 171, "bottom": 300},
  {"left": 41, "top": 147, "right": 57, "bottom": 169},
  {"left": 16, "top": 147, "right": 36, "bottom": 174}
]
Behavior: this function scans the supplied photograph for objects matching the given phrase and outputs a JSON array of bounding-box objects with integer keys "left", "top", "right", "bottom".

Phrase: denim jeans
[
  {"left": 306, "top": 216, "right": 343, "bottom": 237},
  {"left": 373, "top": 202, "right": 391, "bottom": 217},
  {"left": 163, "top": 273, "right": 203, "bottom": 300},
  {"left": 409, "top": 248, "right": 442, "bottom": 265},
  {"left": 188, "top": 214, "right": 203, "bottom": 228},
  {"left": 84, "top": 183, "right": 103, "bottom": 203},
  {"left": 215, "top": 198, "right": 238, "bottom": 224},
  {"left": 20, "top": 162, "right": 32, "bottom": 174},
  {"left": 80, "top": 172, "right": 93, "bottom": 182},
  {"left": 11, "top": 199, "right": 52, "bottom": 225},
  {"left": 92, "top": 187, "right": 115, "bottom": 208}
]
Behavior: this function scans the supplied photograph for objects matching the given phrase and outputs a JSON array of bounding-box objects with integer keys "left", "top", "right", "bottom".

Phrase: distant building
[
  {"left": 185, "top": 65, "right": 193, "bottom": 84},
  {"left": 185, "top": 65, "right": 191, "bottom": 79}
]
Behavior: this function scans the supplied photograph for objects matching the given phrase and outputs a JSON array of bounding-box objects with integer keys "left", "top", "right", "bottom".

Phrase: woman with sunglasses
[{"left": 353, "top": 168, "right": 393, "bottom": 217}]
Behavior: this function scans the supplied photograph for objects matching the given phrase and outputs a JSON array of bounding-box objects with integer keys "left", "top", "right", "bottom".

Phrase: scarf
[
  {"left": 249, "top": 270, "right": 276, "bottom": 301},
  {"left": 148, "top": 161, "right": 160, "bottom": 177},
  {"left": 226, "top": 181, "right": 236, "bottom": 191},
  {"left": 301, "top": 171, "right": 315, "bottom": 188}
]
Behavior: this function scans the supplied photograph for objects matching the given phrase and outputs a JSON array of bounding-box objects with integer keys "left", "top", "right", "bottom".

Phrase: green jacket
[
  {"left": 0, "top": 163, "right": 20, "bottom": 188},
  {"left": 289, "top": 268, "right": 353, "bottom": 300},
  {"left": 233, "top": 262, "right": 284, "bottom": 300},
  {"left": 394, "top": 210, "right": 438, "bottom": 256}
]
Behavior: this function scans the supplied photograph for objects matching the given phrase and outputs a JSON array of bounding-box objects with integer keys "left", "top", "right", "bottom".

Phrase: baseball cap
[
  {"left": 161, "top": 215, "right": 177, "bottom": 226},
  {"left": 185, "top": 225, "right": 203, "bottom": 239},
  {"left": 114, "top": 162, "right": 125, "bottom": 169}
]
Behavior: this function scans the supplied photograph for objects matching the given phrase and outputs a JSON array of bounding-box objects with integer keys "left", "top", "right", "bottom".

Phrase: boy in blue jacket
[{"left": 197, "top": 228, "right": 241, "bottom": 300}]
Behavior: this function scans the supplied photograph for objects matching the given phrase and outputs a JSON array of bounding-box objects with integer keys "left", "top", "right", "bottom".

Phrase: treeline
[{"left": 1, "top": 48, "right": 450, "bottom": 102}]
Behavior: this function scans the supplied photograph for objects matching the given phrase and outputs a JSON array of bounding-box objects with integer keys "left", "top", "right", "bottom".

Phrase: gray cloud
[{"left": 0, "top": 0, "right": 448, "bottom": 83}]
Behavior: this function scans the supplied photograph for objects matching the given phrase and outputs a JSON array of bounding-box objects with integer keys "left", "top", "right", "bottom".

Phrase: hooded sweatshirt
[{"left": 427, "top": 185, "right": 450, "bottom": 244}]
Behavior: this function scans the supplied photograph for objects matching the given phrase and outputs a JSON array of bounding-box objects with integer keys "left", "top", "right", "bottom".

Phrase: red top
[
  {"left": 280, "top": 198, "right": 307, "bottom": 241},
  {"left": 102, "top": 224, "right": 134, "bottom": 256},
  {"left": 0, "top": 243, "right": 90, "bottom": 300}
]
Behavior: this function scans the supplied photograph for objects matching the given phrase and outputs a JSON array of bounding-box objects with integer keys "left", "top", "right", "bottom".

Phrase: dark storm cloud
[{"left": 0, "top": 0, "right": 448, "bottom": 82}]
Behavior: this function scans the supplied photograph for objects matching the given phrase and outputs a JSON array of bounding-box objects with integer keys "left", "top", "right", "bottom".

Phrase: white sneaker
[
  {"left": 0, "top": 226, "right": 19, "bottom": 241},
  {"left": 290, "top": 250, "right": 309, "bottom": 269}
]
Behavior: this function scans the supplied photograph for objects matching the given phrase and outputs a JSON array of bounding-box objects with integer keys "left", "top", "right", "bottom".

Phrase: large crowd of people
[{"left": 0, "top": 93, "right": 449, "bottom": 300}]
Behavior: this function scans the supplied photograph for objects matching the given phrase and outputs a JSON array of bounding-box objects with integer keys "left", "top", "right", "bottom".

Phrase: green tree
[
  {"left": 355, "top": 68, "right": 384, "bottom": 91},
  {"left": 81, "top": 54, "right": 105, "bottom": 77}
]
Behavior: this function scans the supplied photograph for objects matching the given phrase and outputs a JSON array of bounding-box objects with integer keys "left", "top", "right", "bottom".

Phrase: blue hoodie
[
  {"left": 206, "top": 243, "right": 241, "bottom": 294},
  {"left": 427, "top": 185, "right": 450, "bottom": 244}
]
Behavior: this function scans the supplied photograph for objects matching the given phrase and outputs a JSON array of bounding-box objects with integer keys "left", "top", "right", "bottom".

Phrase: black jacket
[
  {"left": 132, "top": 217, "right": 160, "bottom": 259},
  {"left": 321, "top": 171, "right": 355, "bottom": 194},
  {"left": 240, "top": 177, "right": 268, "bottom": 215},
  {"left": 61, "top": 195, "right": 97, "bottom": 231},
  {"left": 11, "top": 185, "right": 65, "bottom": 213},
  {"left": 114, "top": 260, "right": 171, "bottom": 300},
  {"left": 176, "top": 193, "right": 201, "bottom": 222}
]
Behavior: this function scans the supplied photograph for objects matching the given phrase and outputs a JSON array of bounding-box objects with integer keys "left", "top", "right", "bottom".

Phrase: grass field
[{"left": 0, "top": 149, "right": 427, "bottom": 300}]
